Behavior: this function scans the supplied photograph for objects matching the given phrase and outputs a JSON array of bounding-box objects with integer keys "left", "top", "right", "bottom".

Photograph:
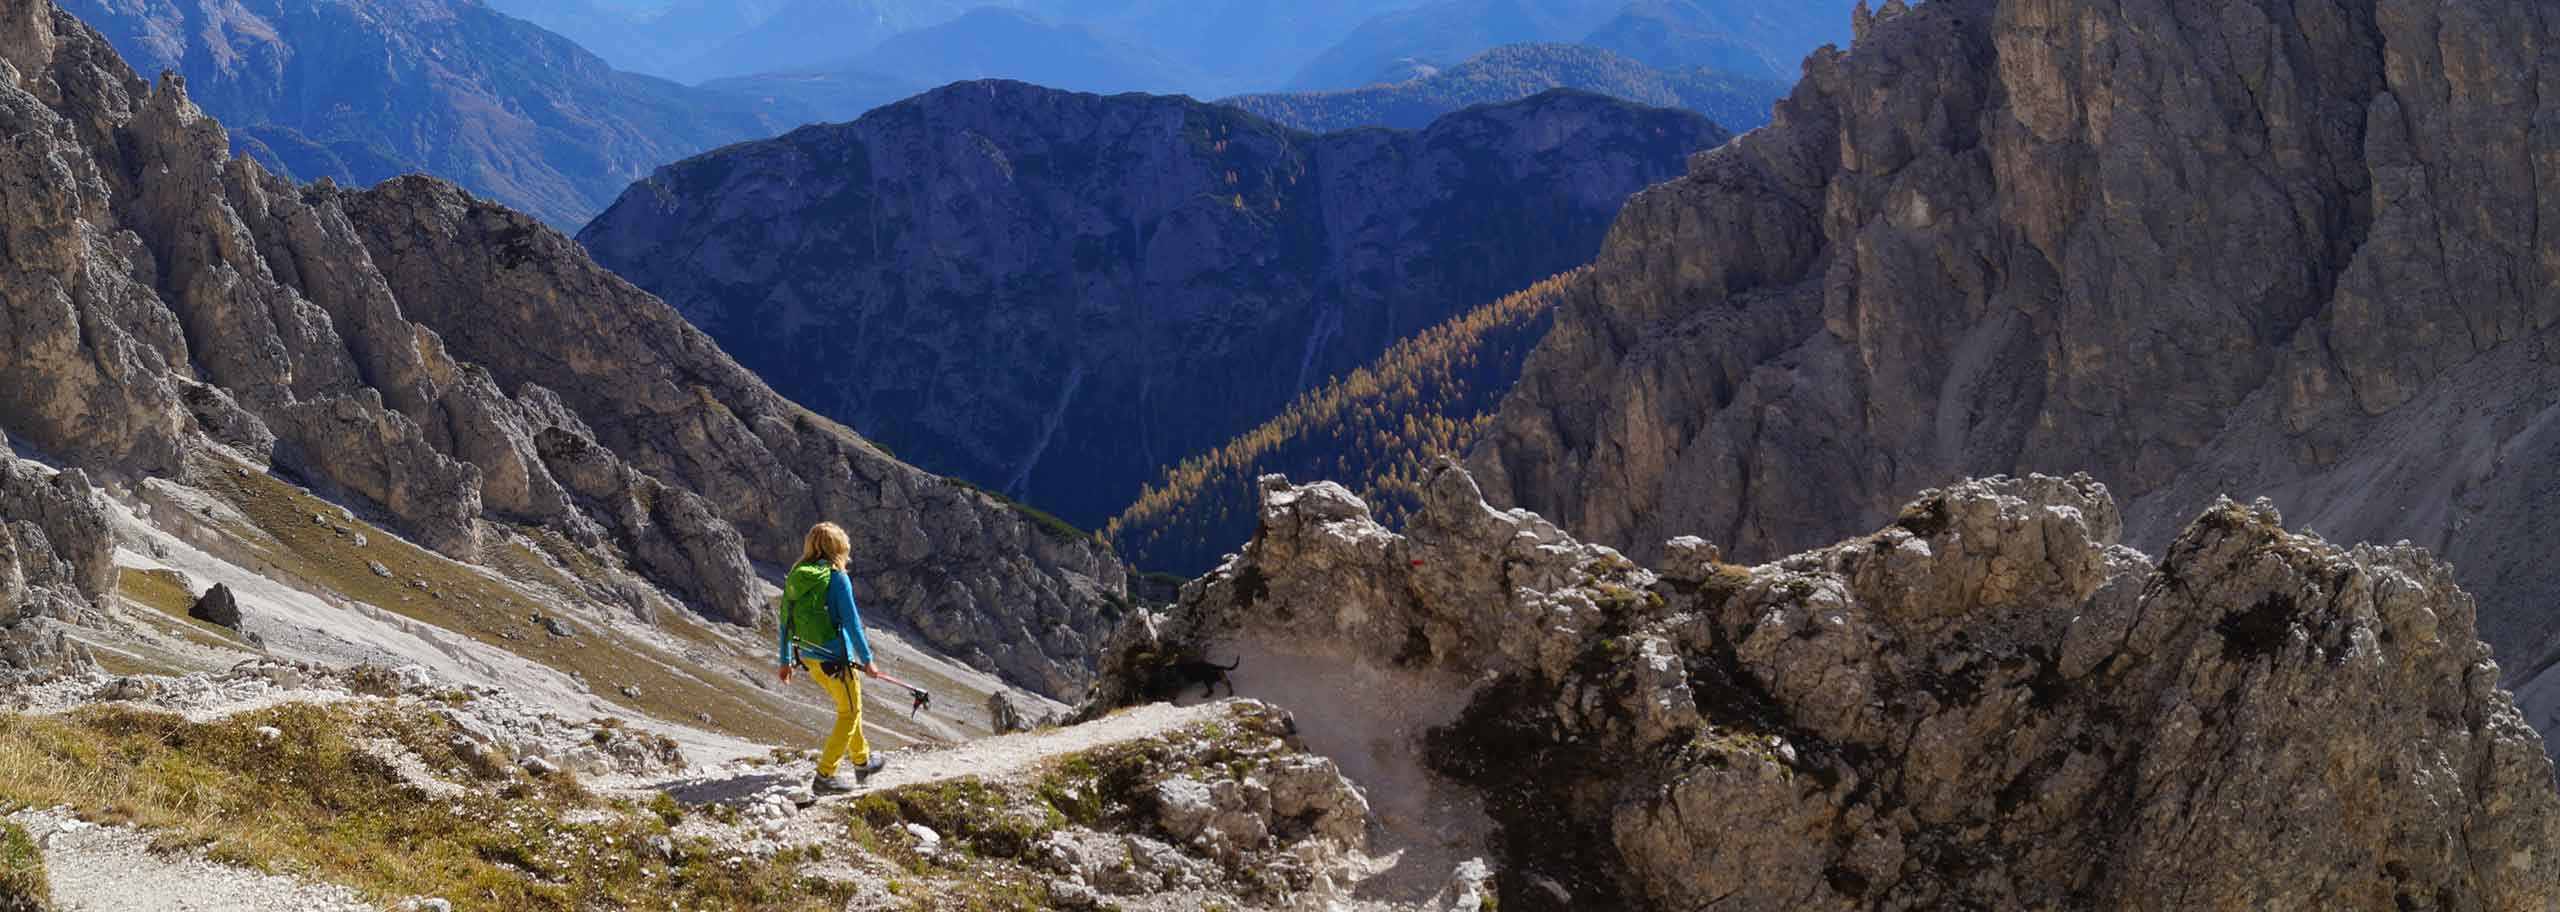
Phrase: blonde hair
[{"left": 799, "top": 522, "right": 852, "bottom": 570}]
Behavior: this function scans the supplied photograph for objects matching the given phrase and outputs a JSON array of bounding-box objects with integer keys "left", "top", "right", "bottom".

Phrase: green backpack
[{"left": 781, "top": 562, "right": 838, "bottom": 651}]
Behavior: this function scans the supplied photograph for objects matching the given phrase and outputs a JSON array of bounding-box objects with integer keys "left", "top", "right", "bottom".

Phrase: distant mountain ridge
[
  {"left": 1290, "top": 0, "right": 1855, "bottom": 90},
  {"left": 578, "top": 82, "right": 1726, "bottom": 532},
  {"left": 489, "top": 0, "right": 1427, "bottom": 91},
  {"left": 1227, "top": 42, "right": 1784, "bottom": 134},
  {"left": 863, "top": 7, "right": 1221, "bottom": 97},
  {"left": 698, "top": 65, "right": 923, "bottom": 128},
  {"left": 58, "top": 0, "right": 822, "bottom": 228}
]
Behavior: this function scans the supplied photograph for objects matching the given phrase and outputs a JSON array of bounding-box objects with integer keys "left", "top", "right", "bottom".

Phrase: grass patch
[
  {"left": 187, "top": 455, "right": 816, "bottom": 745},
  {"left": 840, "top": 779, "right": 1058, "bottom": 910},
  {"left": 937, "top": 477, "right": 1096, "bottom": 547},
  {"left": 115, "top": 570, "right": 241, "bottom": 650},
  {"left": 116, "top": 569, "right": 195, "bottom": 618},
  {"left": 89, "top": 650, "right": 170, "bottom": 677},
  {"left": 0, "top": 703, "right": 853, "bottom": 910},
  {"left": 849, "top": 779, "right": 1052, "bottom": 864},
  {"left": 0, "top": 817, "right": 47, "bottom": 912}
]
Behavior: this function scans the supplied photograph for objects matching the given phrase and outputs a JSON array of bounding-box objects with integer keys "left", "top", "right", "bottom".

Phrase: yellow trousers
[{"left": 802, "top": 658, "right": 869, "bottom": 776}]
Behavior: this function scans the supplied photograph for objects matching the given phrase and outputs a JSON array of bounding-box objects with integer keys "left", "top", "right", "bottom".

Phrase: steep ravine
[
  {"left": 1470, "top": 0, "right": 2560, "bottom": 749},
  {"left": 1087, "top": 461, "right": 2560, "bottom": 910}
]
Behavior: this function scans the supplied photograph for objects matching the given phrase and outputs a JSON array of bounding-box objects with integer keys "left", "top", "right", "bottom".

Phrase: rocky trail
[
  {"left": 8, "top": 809, "right": 372, "bottom": 912},
  {"left": 635, "top": 701, "right": 1230, "bottom": 809}
]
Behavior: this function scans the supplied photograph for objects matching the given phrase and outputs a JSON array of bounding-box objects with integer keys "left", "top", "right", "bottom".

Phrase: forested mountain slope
[
  {"left": 1109, "top": 273, "right": 1576, "bottom": 573},
  {"left": 579, "top": 83, "right": 1724, "bottom": 531}
]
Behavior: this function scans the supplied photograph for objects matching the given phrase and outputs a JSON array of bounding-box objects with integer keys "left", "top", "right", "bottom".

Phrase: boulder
[
  {"left": 986, "top": 691, "right": 1026, "bottom": 734},
  {"left": 187, "top": 583, "right": 240, "bottom": 629}
]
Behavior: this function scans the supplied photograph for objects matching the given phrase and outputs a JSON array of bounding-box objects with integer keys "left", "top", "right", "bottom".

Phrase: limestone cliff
[
  {"left": 578, "top": 82, "right": 1726, "bottom": 531},
  {"left": 0, "top": 441, "right": 110, "bottom": 682},
  {"left": 1089, "top": 462, "right": 2560, "bottom": 910},
  {"left": 1469, "top": 0, "right": 2560, "bottom": 743},
  {"left": 0, "top": 0, "right": 1120, "bottom": 698}
]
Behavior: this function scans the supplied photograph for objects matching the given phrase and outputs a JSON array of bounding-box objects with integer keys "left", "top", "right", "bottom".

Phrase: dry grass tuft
[
  {"left": 0, "top": 817, "right": 47, "bottom": 912},
  {"left": 0, "top": 703, "right": 854, "bottom": 910}
]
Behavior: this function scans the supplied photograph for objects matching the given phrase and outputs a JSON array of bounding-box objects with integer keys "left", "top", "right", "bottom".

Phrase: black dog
[{"left": 1151, "top": 656, "right": 1240, "bottom": 699}]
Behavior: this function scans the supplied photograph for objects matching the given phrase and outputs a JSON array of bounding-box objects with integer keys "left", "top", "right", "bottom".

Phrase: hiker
[{"left": 778, "top": 521, "right": 886, "bottom": 793}]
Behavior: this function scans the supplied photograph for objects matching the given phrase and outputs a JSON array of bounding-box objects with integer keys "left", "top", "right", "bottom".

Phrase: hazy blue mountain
[
  {"left": 866, "top": 7, "right": 1221, "bottom": 95},
  {"left": 1585, "top": 0, "right": 1854, "bottom": 76},
  {"left": 480, "top": 0, "right": 653, "bottom": 71},
  {"left": 683, "top": 0, "right": 984, "bottom": 82},
  {"left": 1227, "top": 42, "right": 1783, "bottom": 134},
  {"left": 498, "top": 0, "right": 1433, "bottom": 90},
  {"left": 1021, "top": 0, "right": 1429, "bottom": 91},
  {"left": 699, "top": 66, "right": 924, "bottom": 126},
  {"left": 61, "top": 0, "right": 817, "bottom": 228},
  {"left": 1287, "top": 0, "right": 1621, "bottom": 90},
  {"left": 1292, "top": 0, "right": 1857, "bottom": 90}
]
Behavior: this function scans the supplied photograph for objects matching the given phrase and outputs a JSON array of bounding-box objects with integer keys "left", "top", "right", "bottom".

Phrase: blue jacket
[{"left": 778, "top": 567, "right": 874, "bottom": 668}]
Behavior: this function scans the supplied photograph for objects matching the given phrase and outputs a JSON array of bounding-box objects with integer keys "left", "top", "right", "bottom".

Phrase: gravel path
[
  {"left": 640, "top": 701, "right": 1229, "bottom": 807},
  {"left": 9, "top": 809, "right": 374, "bottom": 912}
]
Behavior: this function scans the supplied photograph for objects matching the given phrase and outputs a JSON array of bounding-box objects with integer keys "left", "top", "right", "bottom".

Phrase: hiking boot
[
  {"left": 810, "top": 773, "right": 854, "bottom": 796},
  {"left": 852, "top": 754, "right": 888, "bottom": 782}
]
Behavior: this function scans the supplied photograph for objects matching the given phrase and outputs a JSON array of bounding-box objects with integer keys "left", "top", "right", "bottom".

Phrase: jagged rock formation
[
  {"left": 579, "top": 82, "right": 1725, "bottom": 530},
  {"left": 1469, "top": 0, "right": 2560, "bottom": 743},
  {"left": 1088, "top": 461, "right": 2560, "bottom": 910},
  {"left": 0, "top": 0, "right": 1119, "bottom": 698},
  {"left": 56, "top": 0, "right": 821, "bottom": 227},
  {"left": 1227, "top": 42, "right": 1786, "bottom": 135},
  {"left": 0, "top": 445, "right": 109, "bottom": 682}
]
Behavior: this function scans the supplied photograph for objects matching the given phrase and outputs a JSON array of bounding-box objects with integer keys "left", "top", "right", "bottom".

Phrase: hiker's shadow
[{"left": 657, "top": 772, "right": 796, "bottom": 809}]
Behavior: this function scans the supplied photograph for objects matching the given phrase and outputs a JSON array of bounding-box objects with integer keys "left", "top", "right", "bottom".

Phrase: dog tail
[{"left": 1218, "top": 658, "right": 1241, "bottom": 670}]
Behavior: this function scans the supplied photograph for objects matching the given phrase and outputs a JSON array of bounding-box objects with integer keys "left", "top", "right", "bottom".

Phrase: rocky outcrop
[
  {"left": 0, "top": 444, "right": 109, "bottom": 681},
  {"left": 1089, "top": 461, "right": 2560, "bottom": 910},
  {"left": 578, "top": 81, "right": 1726, "bottom": 530},
  {"left": 56, "top": 0, "right": 818, "bottom": 227},
  {"left": 1469, "top": 0, "right": 2560, "bottom": 745},
  {"left": 0, "top": 0, "right": 1121, "bottom": 698}
]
